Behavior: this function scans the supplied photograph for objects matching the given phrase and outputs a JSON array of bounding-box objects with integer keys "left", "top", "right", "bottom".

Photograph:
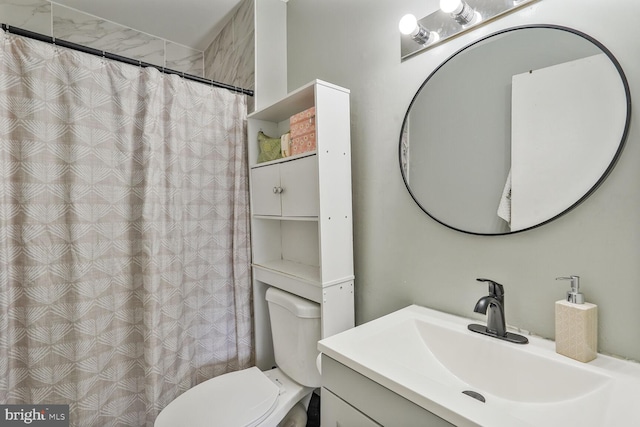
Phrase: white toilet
[{"left": 154, "top": 287, "right": 321, "bottom": 427}]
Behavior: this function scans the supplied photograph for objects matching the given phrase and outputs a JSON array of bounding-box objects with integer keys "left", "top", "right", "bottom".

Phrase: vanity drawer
[
  {"left": 322, "top": 355, "right": 455, "bottom": 427},
  {"left": 322, "top": 388, "right": 381, "bottom": 427}
]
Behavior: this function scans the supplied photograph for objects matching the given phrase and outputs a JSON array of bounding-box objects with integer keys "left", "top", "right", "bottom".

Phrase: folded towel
[
  {"left": 497, "top": 169, "right": 511, "bottom": 227},
  {"left": 281, "top": 132, "right": 291, "bottom": 157}
]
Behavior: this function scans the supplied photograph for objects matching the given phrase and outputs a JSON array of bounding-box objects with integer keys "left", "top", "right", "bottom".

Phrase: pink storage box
[{"left": 289, "top": 106, "right": 316, "bottom": 155}]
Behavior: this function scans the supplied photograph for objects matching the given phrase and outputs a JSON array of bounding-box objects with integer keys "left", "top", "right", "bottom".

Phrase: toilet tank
[{"left": 266, "top": 287, "right": 321, "bottom": 387}]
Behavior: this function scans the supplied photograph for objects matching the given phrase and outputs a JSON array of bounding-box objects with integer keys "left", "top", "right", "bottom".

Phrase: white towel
[
  {"left": 281, "top": 132, "right": 291, "bottom": 157},
  {"left": 497, "top": 169, "right": 511, "bottom": 227}
]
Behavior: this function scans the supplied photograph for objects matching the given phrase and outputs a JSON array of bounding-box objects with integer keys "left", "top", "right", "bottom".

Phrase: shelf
[
  {"left": 253, "top": 260, "right": 321, "bottom": 284},
  {"left": 251, "top": 151, "right": 317, "bottom": 169},
  {"left": 253, "top": 215, "right": 319, "bottom": 221},
  {"left": 252, "top": 260, "right": 323, "bottom": 303},
  {"left": 252, "top": 260, "right": 354, "bottom": 287},
  {"left": 250, "top": 79, "right": 355, "bottom": 370},
  {"left": 248, "top": 79, "right": 349, "bottom": 123}
]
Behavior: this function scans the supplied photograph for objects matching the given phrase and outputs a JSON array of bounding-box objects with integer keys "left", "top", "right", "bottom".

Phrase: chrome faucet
[{"left": 468, "top": 278, "right": 528, "bottom": 344}]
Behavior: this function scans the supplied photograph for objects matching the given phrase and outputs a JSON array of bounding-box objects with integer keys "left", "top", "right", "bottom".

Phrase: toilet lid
[{"left": 155, "top": 367, "right": 279, "bottom": 427}]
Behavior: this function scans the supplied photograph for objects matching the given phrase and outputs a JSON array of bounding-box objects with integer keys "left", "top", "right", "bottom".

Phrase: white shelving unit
[{"left": 248, "top": 80, "right": 355, "bottom": 370}]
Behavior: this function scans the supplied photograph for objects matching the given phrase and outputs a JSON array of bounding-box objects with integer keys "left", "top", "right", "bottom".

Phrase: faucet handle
[{"left": 476, "top": 278, "right": 504, "bottom": 298}]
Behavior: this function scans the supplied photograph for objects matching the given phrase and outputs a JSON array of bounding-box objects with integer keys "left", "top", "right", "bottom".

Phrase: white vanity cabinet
[{"left": 248, "top": 80, "right": 355, "bottom": 370}]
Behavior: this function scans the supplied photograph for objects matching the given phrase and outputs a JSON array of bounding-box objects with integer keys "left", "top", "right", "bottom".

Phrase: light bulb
[
  {"left": 399, "top": 13, "right": 438, "bottom": 45},
  {"left": 441, "top": 0, "right": 479, "bottom": 25},
  {"left": 440, "top": 0, "right": 463, "bottom": 14},
  {"left": 399, "top": 14, "right": 418, "bottom": 35}
]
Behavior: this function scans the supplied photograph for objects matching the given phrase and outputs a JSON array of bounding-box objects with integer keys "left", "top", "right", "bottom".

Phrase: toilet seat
[{"left": 154, "top": 367, "right": 280, "bottom": 427}]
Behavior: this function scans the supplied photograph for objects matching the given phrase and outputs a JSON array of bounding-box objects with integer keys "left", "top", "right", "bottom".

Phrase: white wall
[{"left": 286, "top": 0, "right": 640, "bottom": 361}]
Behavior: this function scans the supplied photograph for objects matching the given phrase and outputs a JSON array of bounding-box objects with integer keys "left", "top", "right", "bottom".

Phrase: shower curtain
[{"left": 0, "top": 30, "right": 252, "bottom": 426}]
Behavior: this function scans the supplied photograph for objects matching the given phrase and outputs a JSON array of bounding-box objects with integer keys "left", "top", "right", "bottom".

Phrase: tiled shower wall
[
  {"left": 0, "top": 0, "right": 205, "bottom": 77},
  {"left": 0, "top": 0, "right": 256, "bottom": 104},
  {"left": 204, "top": 0, "right": 255, "bottom": 112}
]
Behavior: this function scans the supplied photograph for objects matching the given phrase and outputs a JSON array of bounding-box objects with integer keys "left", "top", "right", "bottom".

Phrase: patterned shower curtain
[{"left": 0, "top": 30, "right": 253, "bottom": 426}]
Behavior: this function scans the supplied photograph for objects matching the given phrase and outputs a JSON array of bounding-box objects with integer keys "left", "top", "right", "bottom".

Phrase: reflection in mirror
[{"left": 400, "top": 25, "right": 630, "bottom": 235}]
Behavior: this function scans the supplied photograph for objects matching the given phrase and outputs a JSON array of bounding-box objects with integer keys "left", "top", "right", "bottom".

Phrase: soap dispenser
[{"left": 555, "top": 276, "right": 597, "bottom": 362}]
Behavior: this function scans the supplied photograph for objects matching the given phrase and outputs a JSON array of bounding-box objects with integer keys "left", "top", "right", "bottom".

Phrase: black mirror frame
[{"left": 399, "top": 24, "right": 632, "bottom": 236}]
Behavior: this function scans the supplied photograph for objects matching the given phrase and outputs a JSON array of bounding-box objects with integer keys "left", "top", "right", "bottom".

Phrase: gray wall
[{"left": 287, "top": 0, "right": 640, "bottom": 361}]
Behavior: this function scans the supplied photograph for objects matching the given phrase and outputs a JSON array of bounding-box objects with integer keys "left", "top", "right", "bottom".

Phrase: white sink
[
  {"left": 319, "top": 305, "right": 640, "bottom": 427},
  {"left": 411, "top": 318, "right": 608, "bottom": 402}
]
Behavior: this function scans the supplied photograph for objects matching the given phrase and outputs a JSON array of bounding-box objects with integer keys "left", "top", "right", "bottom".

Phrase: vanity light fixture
[
  {"left": 400, "top": 0, "right": 540, "bottom": 60},
  {"left": 440, "top": 0, "right": 480, "bottom": 26},
  {"left": 399, "top": 14, "right": 439, "bottom": 45}
]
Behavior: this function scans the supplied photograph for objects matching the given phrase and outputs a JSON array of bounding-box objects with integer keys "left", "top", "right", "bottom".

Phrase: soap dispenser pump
[
  {"left": 560, "top": 275, "right": 584, "bottom": 304},
  {"left": 555, "top": 275, "right": 597, "bottom": 363}
]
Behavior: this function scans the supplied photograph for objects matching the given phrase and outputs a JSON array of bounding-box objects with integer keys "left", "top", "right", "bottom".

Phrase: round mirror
[{"left": 400, "top": 25, "right": 631, "bottom": 235}]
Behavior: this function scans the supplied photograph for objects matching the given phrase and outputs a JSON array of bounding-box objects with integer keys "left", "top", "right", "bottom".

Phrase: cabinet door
[
  {"left": 280, "top": 155, "right": 319, "bottom": 217},
  {"left": 322, "top": 388, "right": 381, "bottom": 427},
  {"left": 251, "top": 165, "right": 281, "bottom": 216}
]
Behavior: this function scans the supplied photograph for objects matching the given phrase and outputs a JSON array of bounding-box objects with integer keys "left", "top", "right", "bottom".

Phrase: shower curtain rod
[{"left": 1, "top": 23, "right": 254, "bottom": 97}]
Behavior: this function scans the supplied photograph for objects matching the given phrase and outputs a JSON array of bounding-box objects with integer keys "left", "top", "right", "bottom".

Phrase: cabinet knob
[{"left": 272, "top": 186, "right": 284, "bottom": 194}]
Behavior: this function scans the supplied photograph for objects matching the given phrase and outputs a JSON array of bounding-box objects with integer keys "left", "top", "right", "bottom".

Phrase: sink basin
[
  {"left": 412, "top": 318, "right": 608, "bottom": 402},
  {"left": 319, "top": 305, "right": 640, "bottom": 427}
]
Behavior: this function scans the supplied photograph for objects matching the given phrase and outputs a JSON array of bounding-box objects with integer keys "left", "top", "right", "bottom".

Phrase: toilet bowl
[{"left": 154, "top": 287, "right": 321, "bottom": 427}]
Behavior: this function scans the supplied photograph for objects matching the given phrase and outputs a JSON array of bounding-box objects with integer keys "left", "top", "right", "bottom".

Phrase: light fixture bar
[{"left": 400, "top": 0, "right": 540, "bottom": 60}]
